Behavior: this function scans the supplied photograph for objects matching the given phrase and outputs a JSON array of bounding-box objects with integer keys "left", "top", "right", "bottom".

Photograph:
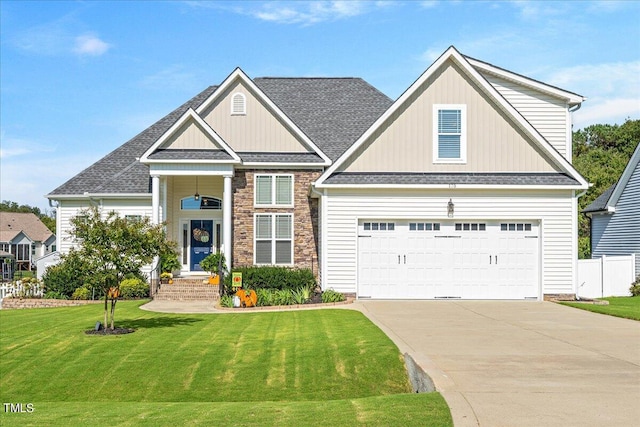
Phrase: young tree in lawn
[{"left": 69, "top": 207, "right": 171, "bottom": 329}]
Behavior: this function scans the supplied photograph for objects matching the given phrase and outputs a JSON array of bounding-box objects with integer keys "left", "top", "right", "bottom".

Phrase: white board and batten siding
[
  {"left": 56, "top": 199, "right": 153, "bottom": 254},
  {"left": 322, "top": 189, "right": 576, "bottom": 298},
  {"left": 591, "top": 162, "right": 640, "bottom": 277},
  {"left": 481, "top": 74, "right": 571, "bottom": 160}
]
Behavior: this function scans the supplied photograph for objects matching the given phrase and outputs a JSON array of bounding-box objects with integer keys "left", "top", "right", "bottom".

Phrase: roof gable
[
  {"left": 0, "top": 212, "right": 53, "bottom": 243},
  {"left": 196, "top": 68, "right": 331, "bottom": 165},
  {"left": 316, "top": 46, "right": 588, "bottom": 188},
  {"left": 335, "top": 58, "right": 559, "bottom": 174},
  {"left": 140, "top": 108, "right": 241, "bottom": 164},
  {"left": 585, "top": 143, "right": 640, "bottom": 213}
]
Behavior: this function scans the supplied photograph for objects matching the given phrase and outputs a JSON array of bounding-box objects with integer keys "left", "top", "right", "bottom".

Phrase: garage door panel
[{"left": 358, "top": 221, "right": 539, "bottom": 300}]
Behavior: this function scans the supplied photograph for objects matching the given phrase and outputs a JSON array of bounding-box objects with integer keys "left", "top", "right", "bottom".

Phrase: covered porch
[{"left": 150, "top": 165, "right": 234, "bottom": 276}]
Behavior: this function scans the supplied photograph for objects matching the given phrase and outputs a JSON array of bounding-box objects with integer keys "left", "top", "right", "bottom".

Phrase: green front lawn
[
  {"left": 0, "top": 301, "right": 451, "bottom": 426},
  {"left": 561, "top": 296, "right": 640, "bottom": 321}
]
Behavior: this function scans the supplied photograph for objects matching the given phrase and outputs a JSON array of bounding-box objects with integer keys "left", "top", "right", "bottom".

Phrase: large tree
[
  {"left": 69, "top": 207, "right": 171, "bottom": 329},
  {"left": 572, "top": 119, "right": 640, "bottom": 258}
]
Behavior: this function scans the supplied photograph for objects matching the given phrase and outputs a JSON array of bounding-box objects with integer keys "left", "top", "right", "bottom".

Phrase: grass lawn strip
[
  {"left": 560, "top": 296, "right": 640, "bottom": 321},
  {"left": 0, "top": 395, "right": 451, "bottom": 427},
  {"left": 0, "top": 301, "right": 452, "bottom": 426}
]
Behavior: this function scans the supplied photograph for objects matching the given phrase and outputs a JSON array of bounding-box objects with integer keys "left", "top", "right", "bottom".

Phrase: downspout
[{"left": 309, "top": 184, "right": 325, "bottom": 289}]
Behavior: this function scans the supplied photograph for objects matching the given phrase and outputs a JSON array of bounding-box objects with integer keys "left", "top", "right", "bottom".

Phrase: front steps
[{"left": 154, "top": 277, "right": 220, "bottom": 301}]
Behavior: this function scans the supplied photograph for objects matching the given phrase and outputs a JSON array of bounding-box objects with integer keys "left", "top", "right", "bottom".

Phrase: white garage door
[{"left": 358, "top": 220, "right": 539, "bottom": 300}]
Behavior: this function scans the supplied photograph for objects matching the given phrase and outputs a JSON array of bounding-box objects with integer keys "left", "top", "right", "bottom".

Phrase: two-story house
[{"left": 47, "top": 46, "right": 589, "bottom": 300}]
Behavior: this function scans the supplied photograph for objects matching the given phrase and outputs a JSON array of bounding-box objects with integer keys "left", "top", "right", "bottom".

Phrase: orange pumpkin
[{"left": 235, "top": 289, "right": 257, "bottom": 307}]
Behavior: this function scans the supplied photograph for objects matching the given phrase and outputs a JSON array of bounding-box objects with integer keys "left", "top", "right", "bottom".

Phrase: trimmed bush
[
  {"left": 42, "top": 249, "right": 93, "bottom": 297},
  {"left": 119, "top": 278, "right": 149, "bottom": 299},
  {"left": 71, "top": 287, "right": 91, "bottom": 300},
  {"left": 227, "top": 266, "right": 315, "bottom": 291}
]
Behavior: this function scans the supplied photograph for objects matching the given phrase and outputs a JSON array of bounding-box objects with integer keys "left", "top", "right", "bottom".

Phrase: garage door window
[
  {"left": 501, "top": 223, "right": 532, "bottom": 231},
  {"left": 363, "top": 222, "right": 395, "bottom": 231},
  {"left": 409, "top": 222, "right": 440, "bottom": 231},
  {"left": 455, "top": 223, "right": 486, "bottom": 231}
]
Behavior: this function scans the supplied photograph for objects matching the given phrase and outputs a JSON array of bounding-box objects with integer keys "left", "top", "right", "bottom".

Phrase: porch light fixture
[
  {"left": 194, "top": 176, "right": 200, "bottom": 201},
  {"left": 447, "top": 199, "right": 454, "bottom": 218}
]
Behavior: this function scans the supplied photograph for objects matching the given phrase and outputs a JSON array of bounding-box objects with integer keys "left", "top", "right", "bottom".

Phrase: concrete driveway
[{"left": 357, "top": 301, "right": 640, "bottom": 427}]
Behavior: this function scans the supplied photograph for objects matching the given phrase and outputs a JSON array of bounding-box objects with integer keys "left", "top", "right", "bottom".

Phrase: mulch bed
[{"left": 85, "top": 328, "right": 135, "bottom": 335}]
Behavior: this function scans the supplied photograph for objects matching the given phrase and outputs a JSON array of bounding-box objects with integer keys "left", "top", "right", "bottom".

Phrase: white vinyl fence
[
  {"left": 0, "top": 280, "right": 45, "bottom": 300},
  {"left": 577, "top": 254, "right": 636, "bottom": 299}
]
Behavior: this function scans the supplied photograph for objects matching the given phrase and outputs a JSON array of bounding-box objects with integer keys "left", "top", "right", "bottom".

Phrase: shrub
[
  {"left": 160, "top": 246, "right": 181, "bottom": 273},
  {"left": 119, "top": 278, "right": 149, "bottom": 299},
  {"left": 630, "top": 275, "right": 640, "bottom": 297},
  {"left": 219, "top": 294, "right": 234, "bottom": 308},
  {"left": 322, "top": 289, "right": 345, "bottom": 303},
  {"left": 71, "top": 287, "right": 91, "bottom": 300},
  {"left": 43, "top": 291, "right": 68, "bottom": 300},
  {"left": 42, "top": 249, "right": 92, "bottom": 297},
  {"left": 273, "top": 289, "right": 294, "bottom": 306},
  {"left": 292, "top": 286, "right": 312, "bottom": 304},
  {"left": 256, "top": 288, "right": 274, "bottom": 307},
  {"left": 228, "top": 266, "right": 315, "bottom": 291}
]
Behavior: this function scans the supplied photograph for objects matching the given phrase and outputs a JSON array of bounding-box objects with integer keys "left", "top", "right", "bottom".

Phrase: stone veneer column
[{"left": 223, "top": 174, "right": 233, "bottom": 270}]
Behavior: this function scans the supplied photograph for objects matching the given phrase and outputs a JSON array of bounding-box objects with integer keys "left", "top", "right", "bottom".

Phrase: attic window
[
  {"left": 231, "top": 92, "right": 246, "bottom": 115},
  {"left": 433, "top": 104, "right": 466, "bottom": 163}
]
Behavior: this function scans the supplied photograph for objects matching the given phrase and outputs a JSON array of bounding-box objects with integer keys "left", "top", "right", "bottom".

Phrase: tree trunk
[
  {"left": 109, "top": 298, "right": 117, "bottom": 329},
  {"left": 103, "top": 295, "right": 108, "bottom": 329}
]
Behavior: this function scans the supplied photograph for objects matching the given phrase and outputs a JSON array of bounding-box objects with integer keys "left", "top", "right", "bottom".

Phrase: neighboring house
[
  {"left": 47, "top": 46, "right": 589, "bottom": 300},
  {"left": 583, "top": 143, "right": 640, "bottom": 277},
  {"left": 0, "top": 212, "right": 56, "bottom": 271}
]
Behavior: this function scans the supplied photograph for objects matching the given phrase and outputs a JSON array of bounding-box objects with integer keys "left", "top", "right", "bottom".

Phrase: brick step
[{"left": 155, "top": 278, "right": 220, "bottom": 301}]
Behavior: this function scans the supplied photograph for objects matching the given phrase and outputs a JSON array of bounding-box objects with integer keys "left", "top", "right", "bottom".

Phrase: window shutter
[
  {"left": 255, "top": 176, "right": 273, "bottom": 205},
  {"left": 275, "top": 176, "right": 292, "bottom": 205}
]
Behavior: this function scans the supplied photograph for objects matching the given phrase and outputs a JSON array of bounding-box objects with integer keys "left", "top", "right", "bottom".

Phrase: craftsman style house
[{"left": 48, "top": 47, "right": 588, "bottom": 300}]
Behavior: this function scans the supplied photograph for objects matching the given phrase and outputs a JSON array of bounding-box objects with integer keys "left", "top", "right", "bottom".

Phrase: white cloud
[
  {"left": 140, "top": 65, "right": 199, "bottom": 90},
  {"left": 72, "top": 34, "right": 111, "bottom": 56},
  {"left": 545, "top": 61, "right": 640, "bottom": 128},
  {"left": 185, "top": 0, "right": 385, "bottom": 25}
]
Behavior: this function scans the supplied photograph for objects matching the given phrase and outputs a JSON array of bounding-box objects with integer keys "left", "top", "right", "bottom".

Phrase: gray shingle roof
[
  {"left": 49, "top": 78, "right": 391, "bottom": 197},
  {"left": 582, "top": 184, "right": 615, "bottom": 213},
  {"left": 238, "top": 152, "right": 324, "bottom": 163},
  {"left": 254, "top": 78, "right": 393, "bottom": 161},
  {"left": 48, "top": 86, "right": 218, "bottom": 196},
  {"left": 148, "top": 149, "right": 235, "bottom": 161},
  {"left": 323, "top": 172, "right": 581, "bottom": 186}
]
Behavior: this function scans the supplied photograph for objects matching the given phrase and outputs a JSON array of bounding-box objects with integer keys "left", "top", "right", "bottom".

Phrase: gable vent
[{"left": 231, "top": 92, "right": 246, "bottom": 115}]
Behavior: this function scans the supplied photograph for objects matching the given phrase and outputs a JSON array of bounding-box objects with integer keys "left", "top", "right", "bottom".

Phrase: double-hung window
[
  {"left": 433, "top": 105, "right": 466, "bottom": 163},
  {"left": 255, "top": 214, "right": 293, "bottom": 265},
  {"left": 255, "top": 174, "right": 293, "bottom": 207}
]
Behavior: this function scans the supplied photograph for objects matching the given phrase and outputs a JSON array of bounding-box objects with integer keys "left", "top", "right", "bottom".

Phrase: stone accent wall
[
  {"left": 232, "top": 169, "right": 322, "bottom": 277},
  {"left": 2, "top": 299, "right": 102, "bottom": 310}
]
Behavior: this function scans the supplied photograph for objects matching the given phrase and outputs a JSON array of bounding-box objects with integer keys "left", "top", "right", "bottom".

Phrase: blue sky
[{"left": 1, "top": 0, "right": 639, "bottom": 212}]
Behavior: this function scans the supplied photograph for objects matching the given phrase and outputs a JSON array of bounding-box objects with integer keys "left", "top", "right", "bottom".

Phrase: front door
[{"left": 190, "top": 220, "right": 214, "bottom": 272}]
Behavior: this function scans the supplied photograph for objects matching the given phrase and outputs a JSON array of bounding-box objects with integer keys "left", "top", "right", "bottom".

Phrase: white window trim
[
  {"left": 254, "top": 174, "right": 294, "bottom": 207},
  {"left": 231, "top": 92, "right": 246, "bottom": 115},
  {"left": 253, "top": 213, "right": 294, "bottom": 266},
  {"left": 432, "top": 104, "right": 467, "bottom": 164}
]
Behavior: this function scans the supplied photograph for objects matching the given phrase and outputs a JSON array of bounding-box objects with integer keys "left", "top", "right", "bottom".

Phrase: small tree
[{"left": 69, "top": 207, "right": 170, "bottom": 329}]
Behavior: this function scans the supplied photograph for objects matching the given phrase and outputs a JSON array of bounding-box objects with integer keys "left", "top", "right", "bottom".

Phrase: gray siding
[{"left": 591, "top": 164, "right": 640, "bottom": 277}]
